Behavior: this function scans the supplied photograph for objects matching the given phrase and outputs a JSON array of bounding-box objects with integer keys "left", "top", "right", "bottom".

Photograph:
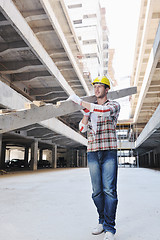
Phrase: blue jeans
[{"left": 87, "top": 150, "right": 118, "bottom": 234}]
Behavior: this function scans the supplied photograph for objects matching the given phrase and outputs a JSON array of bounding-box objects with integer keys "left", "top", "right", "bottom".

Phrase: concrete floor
[{"left": 0, "top": 167, "right": 160, "bottom": 240}]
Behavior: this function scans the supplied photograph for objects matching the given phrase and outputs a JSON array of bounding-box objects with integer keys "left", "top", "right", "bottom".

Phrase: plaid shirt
[{"left": 80, "top": 100, "right": 120, "bottom": 152}]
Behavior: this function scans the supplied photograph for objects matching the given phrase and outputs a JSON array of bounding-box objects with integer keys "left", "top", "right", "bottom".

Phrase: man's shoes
[
  {"left": 103, "top": 231, "right": 115, "bottom": 240},
  {"left": 92, "top": 223, "right": 104, "bottom": 235}
]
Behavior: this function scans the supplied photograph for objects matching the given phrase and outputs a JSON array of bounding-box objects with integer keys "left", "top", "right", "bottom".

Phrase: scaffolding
[{"left": 117, "top": 123, "right": 136, "bottom": 167}]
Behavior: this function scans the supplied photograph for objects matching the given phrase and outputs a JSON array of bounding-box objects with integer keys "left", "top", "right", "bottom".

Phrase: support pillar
[
  {"left": 0, "top": 134, "right": 6, "bottom": 169},
  {"left": 24, "top": 147, "right": 29, "bottom": 168},
  {"left": 136, "top": 152, "right": 139, "bottom": 168},
  {"left": 39, "top": 149, "right": 43, "bottom": 161},
  {"left": 52, "top": 145, "right": 57, "bottom": 168},
  {"left": 148, "top": 152, "right": 151, "bottom": 167},
  {"left": 153, "top": 150, "right": 156, "bottom": 168},
  {"left": 66, "top": 148, "right": 71, "bottom": 167},
  {"left": 71, "top": 149, "right": 76, "bottom": 167},
  {"left": 6, "top": 149, "right": 10, "bottom": 161},
  {"left": 76, "top": 150, "right": 79, "bottom": 167},
  {"left": 0, "top": 134, "right": 3, "bottom": 169},
  {"left": 82, "top": 150, "right": 87, "bottom": 167},
  {"left": 30, "top": 140, "right": 38, "bottom": 171},
  {"left": 1, "top": 143, "right": 6, "bottom": 169}
]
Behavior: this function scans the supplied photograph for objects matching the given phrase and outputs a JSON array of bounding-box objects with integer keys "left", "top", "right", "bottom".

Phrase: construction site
[{"left": 0, "top": 0, "right": 160, "bottom": 239}]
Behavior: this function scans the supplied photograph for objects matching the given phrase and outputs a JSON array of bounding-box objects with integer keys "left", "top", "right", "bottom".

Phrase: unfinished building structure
[
  {"left": 0, "top": 0, "right": 114, "bottom": 171},
  {"left": 0, "top": 0, "right": 92, "bottom": 170},
  {"left": 0, "top": 0, "right": 160, "bottom": 171},
  {"left": 130, "top": 0, "right": 160, "bottom": 167}
]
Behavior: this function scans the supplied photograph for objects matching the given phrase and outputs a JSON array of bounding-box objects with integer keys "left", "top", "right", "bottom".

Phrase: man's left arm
[{"left": 68, "top": 94, "right": 120, "bottom": 117}]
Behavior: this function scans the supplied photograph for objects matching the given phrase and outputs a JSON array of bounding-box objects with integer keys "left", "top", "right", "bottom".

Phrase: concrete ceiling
[
  {"left": 2, "top": 124, "right": 83, "bottom": 149},
  {"left": 0, "top": 0, "right": 91, "bottom": 149},
  {"left": 0, "top": 0, "right": 92, "bottom": 102}
]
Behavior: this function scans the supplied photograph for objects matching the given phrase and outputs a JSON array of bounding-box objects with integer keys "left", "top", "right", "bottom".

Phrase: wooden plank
[
  {"left": 25, "top": 101, "right": 46, "bottom": 109},
  {"left": 0, "top": 109, "right": 16, "bottom": 113},
  {"left": 33, "top": 101, "right": 46, "bottom": 107}
]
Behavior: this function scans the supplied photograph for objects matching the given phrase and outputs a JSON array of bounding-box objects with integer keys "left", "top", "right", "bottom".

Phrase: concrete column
[
  {"left": 0, "top": 134, "right": 6, "bottom": 169},
  {"left": 51, "top": 145, "right": 57, "bottom": 168},
  {"left": 71, "top": 149, "right": 74, "bottom": 167},
  {"left": 2, "top": 143, "right": 6, "bottom": 169},
  {"left": 76, "top": 150, "right": 79, "bottom": 167},
  {"left": 39, "top": 149, "right": 43, "bottom": 161},
  {"left": 66, "top": 149, "right": 71, "bottom": 167},
  {"left": 70, "top": 149, "right": 76, "bottom": 167},
  {"left": 83, "top": 150, "right": 87, "bottom": 167},
  {"left": 24, "top": 147, "right": 29, "bottom": 168},
  {"left": 30, "top": 140, "right": 38, "bottom": 171},
  {"left": 150, "top": 151, "right": 154, "bottom": 168},
  {"left": 80, "top": 150, "right": 84, "bottom": 167},
  {"left": 136, "top": 152, "right": 139, "bottom": 168},
  {"left": 153, "top": 150, "right": 156, "bottom": 168},
  {"left": 80, "top": 150, "right": 83, "bottom": 167},
  {"left": 148, "top": 152, "right": 151, "bottom": 167},
  {"left": 158, "top": 153, "right": 160, "bottom": 168},
  {"left": 0, "top": 134, "right": 3, "bottom": 169},
  {"left": 6, "top": 149, "right": 11, "bottom": 161}
]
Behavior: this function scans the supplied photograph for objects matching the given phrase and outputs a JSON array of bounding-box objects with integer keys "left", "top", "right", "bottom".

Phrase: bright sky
[
  {"left": 100, "top": 0, "right": 141, "bottom": 120},
  {"left": 101, "top": 0, "right": 141, "bottom": 86}
]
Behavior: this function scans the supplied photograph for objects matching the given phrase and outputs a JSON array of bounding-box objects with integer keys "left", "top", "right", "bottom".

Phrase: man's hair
[
  {"left": 104, "top": 84, "right": 110, "bottom": 89},
  {"left": 94, "top": 83, "right": 110, "bottom": 89}
]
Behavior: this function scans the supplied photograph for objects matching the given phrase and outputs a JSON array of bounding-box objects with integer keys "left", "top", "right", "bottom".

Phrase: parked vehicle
[
  {"left": 5, "top": 160, "right": 11, "bottom": 168},
  {"left": 57, "top": 157, "right": 67, "bottom": 168},
  {"left": 38, "top": 160, "right": 51, "bottom": 168},
  {"left": 8, "top": 159, "right": 27, "bottom": 168},
  {"left": 28, "top": 160, "right": 51, "bottom": 168}
]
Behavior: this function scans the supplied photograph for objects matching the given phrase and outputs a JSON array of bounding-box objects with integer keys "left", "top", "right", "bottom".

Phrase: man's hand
[
  {"left": 81, "top": 108, "right": 90, "bottom": 117},
  {"left": 67, "top": 94, "right": 82, "bottom": 105}
]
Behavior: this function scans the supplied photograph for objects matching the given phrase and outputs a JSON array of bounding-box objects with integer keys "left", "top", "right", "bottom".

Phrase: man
[{"left": 69, "top": 76, "right": 120, "bottom": 240}]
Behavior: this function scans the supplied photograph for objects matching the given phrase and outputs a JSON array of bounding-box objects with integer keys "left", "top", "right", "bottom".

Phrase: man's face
[{"left": 94, "top": 84, "right": 109, "bottom": 98}]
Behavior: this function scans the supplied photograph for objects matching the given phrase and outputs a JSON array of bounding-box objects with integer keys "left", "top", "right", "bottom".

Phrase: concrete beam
[
  {"left": 0, "top": 102, "right": 81, "bottom": 133},
  {"left": 36, "top": 93, "right": 68, "bottom": 101},
  {"left": 41, "top": 134, "right": 57, "bottom": 141},
  {"left": 27, "top": 128, "right": 52, "bottom": 137},
  {"left": 25, "top": 14, "right": 48, "bottom": 23},
  {"left": 30, "top": 87, "right": 65, "bottom": 96},
  {"left": 136, "top": 103, "right": 160, "bottom": 148},
  {"left": 0, "top": 80, "right": 31, "bottom": 110},
  {"left": 0, "top": 80, "right": 87, "bottom": 146},
  {"left": 49, "top": 50, "right": 67, "bottom": 59},
  {"left": 134, "top": 22, "right": 160, "bottom": 123},
  {"left": 0, "top": 41, "right": 29, "bottom": 55},
  {"left": 41, "top": 118, "right": 87, "bottom": 146},
  {"left": 0, "top": 60, "right": 43, "bottom": 74},
  {"left": 20, "top": 9, "right": 46, "bottom": 18},
  {"left": 33, "top": 25, "right": 53, "bottom": 34},
  {"left": 0, "top": 83, "right": 137, "bottom": 134},
  {"left": 12, "top": 71, "right": 52, "bottom": 82},
  {"left": 0, "top": 0, "right": 75, "bottom": 95},
  {"left": 0, "top": 19, "right": 9, "bottom": 26},
  {"left": 133, "top": 0, "right": 153, "bottom": 87},
  {"left": 40, "top": 0, "right": 91, "bottom": 96}
]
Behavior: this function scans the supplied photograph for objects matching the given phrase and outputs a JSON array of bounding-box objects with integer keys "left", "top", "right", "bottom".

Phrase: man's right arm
[{"left": 79, "top": 115, "right": 89, "bottom": 133}]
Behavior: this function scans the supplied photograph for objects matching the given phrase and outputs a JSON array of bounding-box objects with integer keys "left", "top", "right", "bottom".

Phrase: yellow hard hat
[{"left": 92, "top": 76, "right": 110, "bottom": 89}]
